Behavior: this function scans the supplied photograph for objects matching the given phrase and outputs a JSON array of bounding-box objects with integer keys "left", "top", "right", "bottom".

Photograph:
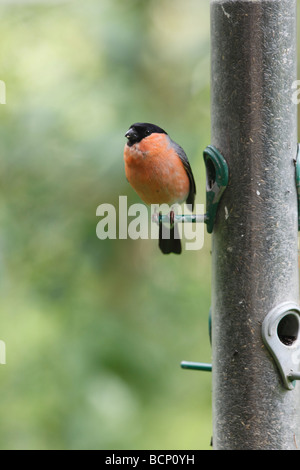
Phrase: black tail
[{"left": 159, "top": 212, "right": 182, "bottom": 255}]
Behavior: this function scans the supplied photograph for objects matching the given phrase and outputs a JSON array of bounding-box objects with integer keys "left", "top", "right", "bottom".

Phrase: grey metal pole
[{"left": 211, "top": 0, "right": 300, "bottom": 450}]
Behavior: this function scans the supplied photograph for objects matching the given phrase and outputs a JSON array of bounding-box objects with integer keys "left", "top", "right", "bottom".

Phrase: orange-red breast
[{"left": 124, "top": 123, "right": 196, "bottom": 254}]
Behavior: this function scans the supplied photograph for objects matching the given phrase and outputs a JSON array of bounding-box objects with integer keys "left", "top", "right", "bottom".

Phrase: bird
[{"left": 124, "top": 122, "right": 196, "bottom": 254}]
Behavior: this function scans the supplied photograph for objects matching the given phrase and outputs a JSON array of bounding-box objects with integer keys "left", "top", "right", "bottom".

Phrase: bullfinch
[{"left": 124, "top": 122, "right": 196, "bottom": 254}]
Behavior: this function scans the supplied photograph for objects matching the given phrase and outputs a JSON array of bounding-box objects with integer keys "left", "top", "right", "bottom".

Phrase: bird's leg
[
  {"left": 159, "top": 211, "right": 163, "bottom": 240},
  {"left": 169, "top": 210, "right": 175, "bottom": 229}
]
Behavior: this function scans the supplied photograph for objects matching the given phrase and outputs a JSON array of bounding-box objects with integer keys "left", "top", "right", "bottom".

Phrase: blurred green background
[{"left": 5, "top": 0, "right": 298, "bottom": 450}]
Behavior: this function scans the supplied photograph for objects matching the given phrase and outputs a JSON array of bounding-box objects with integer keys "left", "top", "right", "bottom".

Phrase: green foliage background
[{"left": 4, "top": 0, "right": 297, "bottom": 450}]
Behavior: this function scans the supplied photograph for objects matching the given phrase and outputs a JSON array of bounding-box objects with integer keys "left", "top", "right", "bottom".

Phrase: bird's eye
[{"left": 145, "top": 130, "right": 150, "bottom": 135}]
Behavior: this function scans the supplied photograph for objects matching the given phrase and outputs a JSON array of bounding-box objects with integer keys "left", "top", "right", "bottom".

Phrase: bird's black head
[{"left": 125, "top": 123, "right": 167, "bottom": 147}]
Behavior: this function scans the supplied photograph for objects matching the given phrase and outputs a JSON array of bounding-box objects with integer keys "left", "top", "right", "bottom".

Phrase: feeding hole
[
  {"left": 205, "top": 158, "right": 216, "bottom": 190},
  {"left": 277, "top": 313, "right": 299, "bottom": 346}
]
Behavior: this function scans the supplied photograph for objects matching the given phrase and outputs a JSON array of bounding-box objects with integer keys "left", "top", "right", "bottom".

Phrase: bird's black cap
[{"left": 125, "top": 123, "right": 167, "bottom": 146}]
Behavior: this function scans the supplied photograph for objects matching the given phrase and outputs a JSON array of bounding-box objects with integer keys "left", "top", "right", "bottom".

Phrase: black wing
[{"left": 170, "top": 139, "right": 196, "bottom": 210}]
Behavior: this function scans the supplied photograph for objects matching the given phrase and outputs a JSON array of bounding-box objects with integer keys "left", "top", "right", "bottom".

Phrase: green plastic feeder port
[{"left": 203, "top": 145, "right": 229, "bottom": 234}]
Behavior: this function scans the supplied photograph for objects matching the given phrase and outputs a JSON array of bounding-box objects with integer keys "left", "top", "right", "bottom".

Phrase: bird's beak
[{"left": 125, "top": 128, "right": 137, "bottom": 140}]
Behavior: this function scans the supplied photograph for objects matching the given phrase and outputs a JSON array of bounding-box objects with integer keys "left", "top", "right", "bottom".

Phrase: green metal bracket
[
  {"left": 203, "top": 145, "right": 229, "bottom": 234},
  {"left": 181, "top": 361, "right": 212, "bottom": 372},
  {"left": 180, "top": 307, "right": 213, "bottom": 373},
  {"left": 153, "top": 146, "right": 228, "bottom": 235},
  {"left": 295, "top": 143, "right": 300, "bottom": 231}
]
